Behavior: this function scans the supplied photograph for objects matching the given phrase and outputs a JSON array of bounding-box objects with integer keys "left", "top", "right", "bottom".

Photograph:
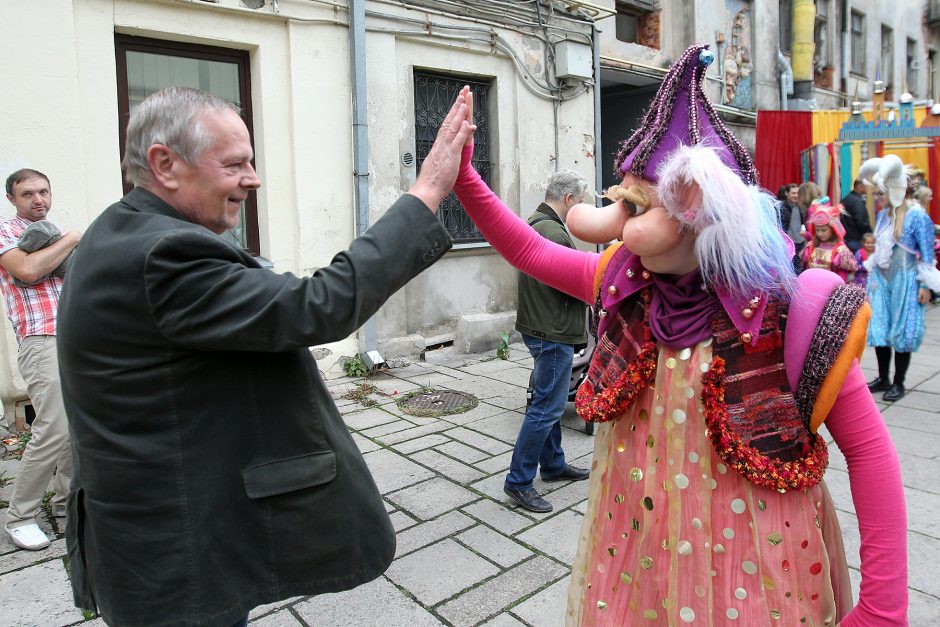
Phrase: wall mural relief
[{"left": 722, "top": 1, "right": 754, "bottom": 109}]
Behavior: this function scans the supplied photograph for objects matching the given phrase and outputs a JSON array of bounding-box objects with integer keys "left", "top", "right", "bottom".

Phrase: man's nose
[{"left": 243, "top": 164, "right": 261, "bottom": 190}]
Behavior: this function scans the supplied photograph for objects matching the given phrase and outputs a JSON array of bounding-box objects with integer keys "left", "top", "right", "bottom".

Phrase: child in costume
[
  {"left": 800, "top": 198, "right": 858, "bottom": 282},
  {"left": 854, "top": 233, "right": 875, "bottom": 288},
  {"left": 451, "top": 44, "right": 907, "bottom": 626},
  {"left": 861, "top": 155, "right": 940, "bottom": 402}
]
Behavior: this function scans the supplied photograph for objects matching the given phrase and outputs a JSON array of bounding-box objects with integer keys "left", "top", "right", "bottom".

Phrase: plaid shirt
[{"left": 0, "top": 216, "right": 63, "bottom": 342}]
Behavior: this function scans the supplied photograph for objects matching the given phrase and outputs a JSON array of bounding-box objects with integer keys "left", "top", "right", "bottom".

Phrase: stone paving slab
[
  {"left": 0, "top": 560, "right": 84, "bottom": 626},
  {"left": 395, "top": 510, "right": 476, "bottom": 558},
  {"left": 435, "top": 556, "right": 568, "bottom": 627},
  {"left": 455, "top": 524, "right": 533, "bottom": 568},
  {"left": 410, "top": 449, "right": 486, "bottom": 485},
  {"left": 509, "top": 575, "right": 569, "bottom": 627},
  {"left": 363, "top": 448, "right": 435, "bottom": 495},
  {"left": 515, "top": 510, "right": 584, "bottom": 566},
  {"left": 387, "top": 477, "right": 478, "bottom": 521},
  {"left": 293, "top": 576, "right": 443, "bottom": 626},
  {"left": 386, "top": 538, "right": 501, "bottom": 605}
]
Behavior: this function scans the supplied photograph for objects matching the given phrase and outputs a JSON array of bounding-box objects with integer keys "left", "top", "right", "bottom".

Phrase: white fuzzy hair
[
  {"left": 657, "top": 144, "right": 796, "bottom": 298},
  {"left": 858, "top": 154, "right": 912, "bottom": 209}
]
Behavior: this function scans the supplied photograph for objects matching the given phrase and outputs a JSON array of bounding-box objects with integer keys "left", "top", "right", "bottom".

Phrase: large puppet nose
[{"left": 567, "top": 201, "right": 629, "bottom": 244}]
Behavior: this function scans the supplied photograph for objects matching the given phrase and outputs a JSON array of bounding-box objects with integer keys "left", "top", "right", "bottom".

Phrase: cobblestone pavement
[{"left": 1, "top": 306, "right": 939, "bottom": 626}]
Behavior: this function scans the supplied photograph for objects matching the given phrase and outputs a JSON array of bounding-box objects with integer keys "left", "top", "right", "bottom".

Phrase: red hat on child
[{"left": 806, "top": 197, "right": 846, "bottom": 241}]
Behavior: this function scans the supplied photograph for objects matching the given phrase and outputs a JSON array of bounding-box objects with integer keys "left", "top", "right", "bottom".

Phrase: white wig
[
  {"left": 858, "top": 154, "right": 910, "bottom": 209},
  {"left": 657, "top": 144, "right": 796, "bottom": 299}
]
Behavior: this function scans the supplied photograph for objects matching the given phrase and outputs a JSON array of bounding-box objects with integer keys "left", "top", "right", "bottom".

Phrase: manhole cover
[{"left": 398, "top": 389, "right": 478, "bottom": 417}]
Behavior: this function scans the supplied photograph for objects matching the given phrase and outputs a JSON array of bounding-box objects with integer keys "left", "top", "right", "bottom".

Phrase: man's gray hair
[
  {"left": 122, "top": 87, "right": 239, "bottom": 187},
  {"left": 544, "top": 169, "right": 591, "bottom": 204}
]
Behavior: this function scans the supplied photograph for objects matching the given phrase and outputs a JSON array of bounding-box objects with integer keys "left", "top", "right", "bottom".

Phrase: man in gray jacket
[
  {"left": 57, "top": 86, "right": 472, "bottom": 627},
  {"left": 504, "top": 170, "right": 590, "bottom": 513}
]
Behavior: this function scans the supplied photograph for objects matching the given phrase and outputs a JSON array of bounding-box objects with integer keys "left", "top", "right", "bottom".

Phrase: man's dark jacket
[
  {"left": 515, "top": 203, "right": 586, "bottom": 344},
  {"left": 839, "top": 189, "right": 872, "bottom": 246},
  {"left": 57, "top": 187, "right": 451, "bottom": 626}
]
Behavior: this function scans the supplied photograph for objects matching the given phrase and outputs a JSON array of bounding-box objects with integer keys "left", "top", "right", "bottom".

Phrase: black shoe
[
  {"left": 883, "top": 384, "right": 906, "bottom": 402},
  {"left": 542, "top": 464, "right": 590, "bottom": 483},
  {"left": 503, "top": 485, "right": 553, "bottom": 513},
  {"left": 867, "top": 376, "right": 892, "bottom": 392}
]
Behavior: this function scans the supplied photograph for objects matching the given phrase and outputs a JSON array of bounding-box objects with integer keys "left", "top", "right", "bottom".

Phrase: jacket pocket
[{"left": 242, "top": 451, "right": 337, "bottom": 499}]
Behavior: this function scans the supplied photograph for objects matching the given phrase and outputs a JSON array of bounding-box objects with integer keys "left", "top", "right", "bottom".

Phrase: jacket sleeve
[
  {"left": 143, "top": 194, "right": 451, "bottom": 351},
  {"left": 453, "top": 145, "right": 599, "bottom": 303}
]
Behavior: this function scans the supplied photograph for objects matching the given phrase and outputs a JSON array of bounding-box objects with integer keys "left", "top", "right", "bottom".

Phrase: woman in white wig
[{"left": 860, "top": 154, "right": 940, "bottom": 401}]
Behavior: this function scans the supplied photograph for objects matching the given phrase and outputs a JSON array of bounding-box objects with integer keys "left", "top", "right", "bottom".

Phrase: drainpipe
[
  {"left": 791, "top": 0, "right": 816, "bottom": 101},
  {"left": 777, "top": 49, "right": 794, "bottom": 110},
  {"left": 349, "top": 0, "right": 384, "bottom": 370},
  {"left": 592, "top": 23, "right": 603, "bottom": 204},
  {"left": 840, "top": 0, "right": 849, "bottom": 98}
]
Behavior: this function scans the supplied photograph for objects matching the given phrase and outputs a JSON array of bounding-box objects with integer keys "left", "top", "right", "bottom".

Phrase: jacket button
[
  {"left": 626, "top": 268, "right": 635, "bottom": 278},
  {"left": 740, "top": 332, "right": 752, "bottom": 344},
  {"left": 749, "top": 296, "right": 760, "bottom": 308},
  {"left": 641, "top": 270, "right": 651, "bottom": 280},
  {"left": 741, "top": 307, "right": 754, "bottom": 319},
  {"left": 433, "top": 241, "right": 441, "bottom": 250},
  {"left": 608, "top": 285, "right": 618, "bottom": 296},
  {"left": 598, "top": 309, "right": 608, "bottom": 318}
]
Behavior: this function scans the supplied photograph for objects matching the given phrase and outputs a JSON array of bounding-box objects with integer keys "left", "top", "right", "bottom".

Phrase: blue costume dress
[{"left": 866, "top": 204, "right": 936, "bottom": 352}]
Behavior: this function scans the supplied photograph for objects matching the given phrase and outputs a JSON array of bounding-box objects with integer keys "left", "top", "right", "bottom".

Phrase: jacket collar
[{"left": 122, "top": 186, "right": 193, "bottom": 225}]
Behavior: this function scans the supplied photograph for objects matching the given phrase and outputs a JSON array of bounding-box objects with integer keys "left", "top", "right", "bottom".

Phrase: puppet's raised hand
[{"left": 408, "top": 88, "right": 476, "bottom": 212}]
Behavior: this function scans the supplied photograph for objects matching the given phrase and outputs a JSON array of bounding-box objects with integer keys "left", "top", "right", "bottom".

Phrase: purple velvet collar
[{"left": 597, "top": 250, "right": 768, "bottom": 349}]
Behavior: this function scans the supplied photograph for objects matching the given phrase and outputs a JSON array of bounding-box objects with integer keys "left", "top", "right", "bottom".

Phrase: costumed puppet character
[
  {"left": 859, "top": 154, "right": 940, "bottom": 401},
  {"left": 451, "top": 43, "right": 907, "bottom": 627},
  {"left": 800, "top": 198, "right": 858, "bottom": 282}
]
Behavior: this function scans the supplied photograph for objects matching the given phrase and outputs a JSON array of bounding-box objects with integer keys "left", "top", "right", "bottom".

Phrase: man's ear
[
  {"left": 146, "top": 144, "right": 181, "bottom": 191},
  {"left": 5, "top": 193, "right": 13, "bottom": 206}
]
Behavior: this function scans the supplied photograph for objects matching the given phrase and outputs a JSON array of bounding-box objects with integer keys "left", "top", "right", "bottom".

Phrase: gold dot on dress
[
  {"left": 643, "top": 496, "right": 654, "bottom": 510},
  {"left": 639, "top": 556, "right": 653, "bottom": 569},
  {"left": 688, "top": 451, "right": 699, "bottom": 463},
  {"left": 630, "top": 467, "right": 644, "bottom": 481},
  {"left": 700, "top": 362, "right": 710, "bottom": 372},
  {"left": 767, "top": 531, "right": 783, "bottom": 546},
  {"left": 717, "top": 463, "right": 728, "bottom": 474},
  {"left": 685, "top": 386, "right": 695, "bottom": 399},
  {"left": 672, "top": 409, "right": 687, "bottom": 424},
  {"left": 614, "top": 493, "right": 625, "bottom": 504},
  {"left": 679, "top": 607, "right": 695, "bottom": 622},
  {"left": 674, "top": 474, "right": 689, "bottom": 489},
  {"left": 620, "top": 571, "right": 633, "bottom": 584},
  {"left": 678, "top": 347, "right": 692, "bottom": 360},
  {"left": 770, "top": 609, "right": 781, "bottom": 619},
  {"left": 643, "top": 609, "right": 658, "bottom": 620},
  {"left": 654, "top": 405, "right": 664, "bottom": 415},
  {"left": 608, "top": 547, "right": 617, "bottom": 557},
  {"left": 713, "top": 543, "right": 725, "bottom": 554},
  {"left": 692, "top": 517, "right": 702, "bottom": 529},
  {"left": 723, "top": 528, "right": 735, "bottom": 539},
  {"left": 743, "top": 560, "right": 758, "bottom": 574},
  {"left": 647, "top": 435, "right": 655, "bottom": 448},
  {"left": 677, "top": 540, "right": 692, "bottom": 555},
  {"left": 616, "top": 441, "right": 626, "bottom": 453},
  {"left": 731, "top": 499, "right": 747, "bottom": 514},
  {"left": 727, "top": 608, "right": 739, "bottom": 620},
  {"left": 639, "top": 409, "right": 649, "bottom": 421},
  {"left": 597, "top": 600, "right": 607, "bottom": 610},
  {"left": 666, "top": 357, "right": 677, "bottom": 369},
  {"left": 758, "top": 499, "right": 767, "bottom": 511},
  {"left": 735, "top": 587, "right": 747, "bottom": 599}
]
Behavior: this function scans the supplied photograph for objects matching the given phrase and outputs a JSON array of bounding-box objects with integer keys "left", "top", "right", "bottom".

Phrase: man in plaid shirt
[{"left": 0, "top": 169, "right": 80, "bottom": 550}]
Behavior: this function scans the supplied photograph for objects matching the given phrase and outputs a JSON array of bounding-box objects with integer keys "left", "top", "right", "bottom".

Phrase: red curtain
[
  {"left": 929, "top": 139, "right": 940, "bottom": 223},
  {"left": 754, "top": 111, "right": 813, "bottom": 194}
]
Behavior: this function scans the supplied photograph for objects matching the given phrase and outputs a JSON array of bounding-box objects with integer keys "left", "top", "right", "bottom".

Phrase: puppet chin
[{"left": 622, "top": 207, "right": 685, "bottom": 256}]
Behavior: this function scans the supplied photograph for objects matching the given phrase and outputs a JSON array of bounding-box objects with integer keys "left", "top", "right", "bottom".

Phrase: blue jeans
[{"left": 505, "top": 335, "right": 574, "bottom": 489}]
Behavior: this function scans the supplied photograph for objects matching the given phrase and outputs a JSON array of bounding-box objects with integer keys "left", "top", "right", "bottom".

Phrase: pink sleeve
[
  {"left": 452, "top": 145, "right": 599, "bottom": 304},
  {"left": 825, "top": 364, "right": 908, "bottom": 627}
]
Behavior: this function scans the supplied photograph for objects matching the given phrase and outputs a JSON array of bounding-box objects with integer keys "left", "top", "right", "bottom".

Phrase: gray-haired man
[{"left": 504, "top": 169, "right": 591, "bottom": 513}]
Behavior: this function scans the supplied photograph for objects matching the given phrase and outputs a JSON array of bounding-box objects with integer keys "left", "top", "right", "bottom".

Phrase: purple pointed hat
[{"left": 614, "top": 44, "right": 757, "bottom": 185}]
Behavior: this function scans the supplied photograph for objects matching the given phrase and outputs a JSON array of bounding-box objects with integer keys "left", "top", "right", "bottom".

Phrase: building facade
[{"left": 0, "top": 0, "right": 601, "bottom": 421}]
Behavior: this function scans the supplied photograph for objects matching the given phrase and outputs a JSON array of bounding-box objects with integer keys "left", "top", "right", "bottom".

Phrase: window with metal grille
[
  {"left": 907, "top": 38, "right": 918, "bottom": 96},
  {"left": 779, "top": 0, "right": 792, "bottom": 53},
  {"left": 414, "top": 71, "right": 492, "bottom": 243}
]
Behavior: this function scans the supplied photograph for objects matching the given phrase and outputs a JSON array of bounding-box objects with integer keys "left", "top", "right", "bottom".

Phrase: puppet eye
[{"left": 624, "top": 200, "right": 647, "bottom": 216}]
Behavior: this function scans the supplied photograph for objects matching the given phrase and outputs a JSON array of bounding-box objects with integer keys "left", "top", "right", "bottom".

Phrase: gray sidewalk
[{"left": 1, "top": 306, "right": 939, "bottom": 626}]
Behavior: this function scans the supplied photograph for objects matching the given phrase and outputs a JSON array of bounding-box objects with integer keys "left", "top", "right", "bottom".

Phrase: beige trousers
[{"left": 5, "top": 335, "right": 71, "bottom": 527}]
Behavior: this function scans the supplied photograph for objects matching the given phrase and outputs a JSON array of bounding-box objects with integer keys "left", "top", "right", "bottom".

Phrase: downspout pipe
[
  {"left": 593, "top": 23, "right": 603, "bottom": 202},
  {"left": 777, "top": 49, "right": 794, "bottom": 110},
  {"left": 350, "top": 0, "right": 384, "bottom": 370},
  {"left": 840, "top": 0, "right": 849, "bottom": 98}
]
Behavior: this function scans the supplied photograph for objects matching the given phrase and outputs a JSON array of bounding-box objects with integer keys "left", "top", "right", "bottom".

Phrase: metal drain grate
[{"left": 398, "top": 389, "right": 478, "bottom": 417}]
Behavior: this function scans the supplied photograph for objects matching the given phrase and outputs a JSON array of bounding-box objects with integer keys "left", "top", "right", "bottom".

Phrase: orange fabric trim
[
  {"left": 593, "top": 242, "right": 624, "bottom": 301},
  {"left": 809, "top": 302, "right": 871, "bottom": 433}
]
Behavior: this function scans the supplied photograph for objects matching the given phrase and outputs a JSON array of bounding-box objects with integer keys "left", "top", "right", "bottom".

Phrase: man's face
[
  {"left": 172, "top": 109, "right": 260, "bottom": 234},
  {"left": 786, "top": 187, "right": 799, "bottom": 205},
  {"left": 6, "top": 177, "right": 52, "bottom": 222}
]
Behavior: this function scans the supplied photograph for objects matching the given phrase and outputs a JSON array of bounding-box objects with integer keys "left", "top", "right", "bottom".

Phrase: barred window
[{"left": 414, "top": 71, "right": 492, "bottom": 243}]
